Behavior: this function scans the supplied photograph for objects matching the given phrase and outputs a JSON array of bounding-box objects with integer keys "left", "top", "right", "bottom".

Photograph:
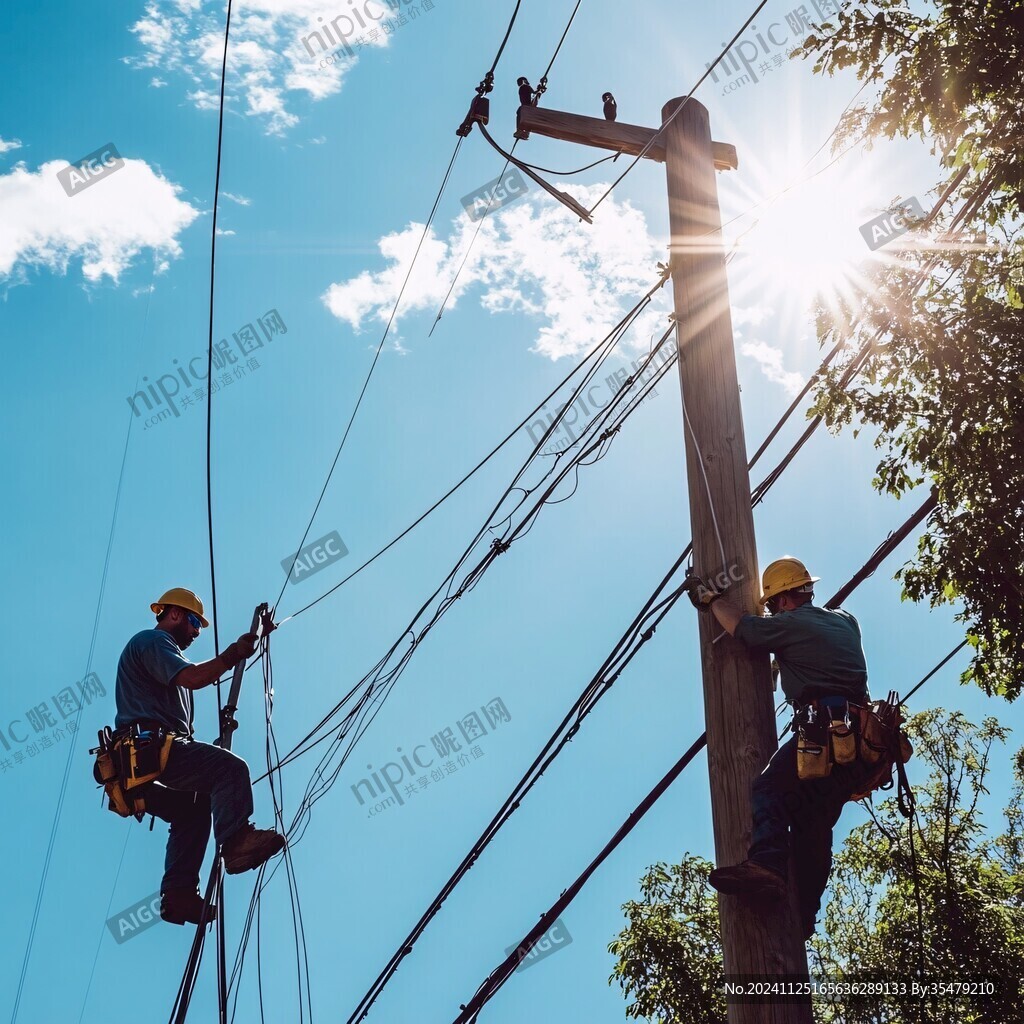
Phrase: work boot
[
  {"left": 161, "top": 888, "right": 216, "bottom": 926},
  {"left": 708, "top": 860, "right": 786, "bottom": 898},
  {"left": 222, "top": 822, "right": 286, "bottom": 874}
]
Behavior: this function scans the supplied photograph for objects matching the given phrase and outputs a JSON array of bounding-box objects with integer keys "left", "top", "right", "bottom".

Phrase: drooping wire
[
  {"left": 262, "top": 366, "right": 663, "bottom": 860},
  {"left": 586, "top": 0, "right": 770, "bottom": 217},
  {"left": 679, "top": 366, "right": 728, "bottom": 569},
  {"left": 276, "top": 135, "right": 465, "bottom": 609},
  {"left": 205, "top": 0, "right": 232, "bottom": 678},
  {"left": 277, "top": 0, "right": 528, "bottom": 608},
  {"left": 209, "top": 4, "right": 235, "bottom": 1018},
  {"left": 75, "top": 824, "right": 134, "bottom": 1023},
  {"left": 12, "top": 264, "right": 157, "bottom": 1024},
  {"left": 167, "top": 4, "right": 236, "bottom": 1015},
  {"left": 513, "top": 150, "right": 620, "bottom": 176}
]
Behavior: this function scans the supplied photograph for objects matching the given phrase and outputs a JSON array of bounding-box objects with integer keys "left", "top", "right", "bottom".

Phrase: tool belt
[
  {"left": 91, "top": 722, "right": 175, "bottom": 820},
  {"left": 795, "top": 691, "right": 913, "bottom": 809}
]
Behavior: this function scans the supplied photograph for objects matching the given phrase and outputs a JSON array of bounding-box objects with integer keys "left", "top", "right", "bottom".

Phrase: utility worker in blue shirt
[
  {"left": 687, "top": 557, "right": 871, "bottom": 940},
  {"left": 114, "top": 587, "right": 286, "bottom": 926}
]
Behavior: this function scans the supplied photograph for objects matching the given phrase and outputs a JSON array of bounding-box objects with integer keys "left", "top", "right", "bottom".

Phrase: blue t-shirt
[
  {"left": 114, "top": 628, "right": 194, "bottom": 736},
  {"left": 732, "top": 603, "right": 869, "bottom": 704}
]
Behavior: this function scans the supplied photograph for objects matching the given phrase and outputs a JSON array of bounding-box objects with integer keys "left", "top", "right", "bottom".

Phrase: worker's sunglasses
[{"left": 186, "top": 612, "right": 203, "bottom": 630}]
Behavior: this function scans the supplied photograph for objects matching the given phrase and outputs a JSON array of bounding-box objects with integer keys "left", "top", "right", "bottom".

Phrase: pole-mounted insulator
[{"left": 456, "top": 71, "right": 495, "bottom": 136}]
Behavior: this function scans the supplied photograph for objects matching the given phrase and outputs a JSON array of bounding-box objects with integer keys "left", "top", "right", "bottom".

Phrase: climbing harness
[{"left": 91, "top": 723, "right": 175, "bottom": 820}]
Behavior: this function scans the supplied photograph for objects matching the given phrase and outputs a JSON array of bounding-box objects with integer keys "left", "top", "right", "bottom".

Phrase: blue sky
[{"left": 2, "top": 1, "right": 1020, "bottom": 1021}]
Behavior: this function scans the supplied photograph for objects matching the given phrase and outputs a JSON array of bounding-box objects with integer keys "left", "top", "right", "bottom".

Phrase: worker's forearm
[
  {"left": 710, "top": 597, "right": 745, "bottom": 636},
  {"left": 176, "top": 654, "right": 233, "bottom": 691}
]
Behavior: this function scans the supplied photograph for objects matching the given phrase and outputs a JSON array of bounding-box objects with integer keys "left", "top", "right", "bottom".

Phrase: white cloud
[
  {"left": 215, "top": 227, "right": 236, "bottom": 235},
  {"left": 221, "top": 191, "right": 251, "bottom": 205},
  {"left": 732, "top": 303, "right": 773, "bottom": 328},
  {"left": 0, "top": 137, "right": 23, "bottom": 155},
  {"left": 0, "top": 157, "right": 199, "bottom": 282},
  {"left": 322, "top": 183, "right": 672, "bottom": 360},
  {"left": 126, "top": 0, "right": 398, "bottom": 134},
  {"left": 740, "top": 341, "right": 804, "bottom": 395}
]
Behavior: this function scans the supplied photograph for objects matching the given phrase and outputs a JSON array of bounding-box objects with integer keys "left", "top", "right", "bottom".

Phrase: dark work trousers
[
  {"left": 142, "top": 738, "right": 254, "bottom": 892},
  {"left": 748, "top": 732, "right": 871, "bottom": 929}
]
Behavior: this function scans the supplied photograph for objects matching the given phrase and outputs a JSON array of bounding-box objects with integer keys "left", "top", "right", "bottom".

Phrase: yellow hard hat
[
  {"left": 151, "top": 587, "right": 209, "bottom": 628},
  {"left": 758, "top": 557, "right": 820, "bottom": 606}
]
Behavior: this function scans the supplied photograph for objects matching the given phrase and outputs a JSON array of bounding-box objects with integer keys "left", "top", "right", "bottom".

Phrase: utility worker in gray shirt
[
  {"left": 686, "top": 557, "right": 871, "bottom": 940},
  {"left": 114, "top": 587, "right": 286, "bottom": 926}
]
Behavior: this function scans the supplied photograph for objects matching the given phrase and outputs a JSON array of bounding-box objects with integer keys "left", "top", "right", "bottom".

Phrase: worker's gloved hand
[
  {"left": 236, "top": 632, "right": 258, "bottom": 659},
  {"left": 683, "top": 569, "right": 724, "bottom": 612},
  {"left": 216, "top": 633, "right": 257, "bottom": 671}
]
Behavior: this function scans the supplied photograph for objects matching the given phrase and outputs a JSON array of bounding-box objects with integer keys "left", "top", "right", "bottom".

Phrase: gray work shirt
[
  {"left": 732, "top": 603, "right": 869, "bottom": 704},
  {"left": 114, "top": 628, "right": 194, "bottom": 736}
]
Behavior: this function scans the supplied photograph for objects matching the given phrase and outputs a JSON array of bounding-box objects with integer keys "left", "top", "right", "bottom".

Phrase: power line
[
  {"left": 747, "top": 170, "right": 997, "bottom": 514},
  {"left": 168, "top": 2, "right": 236, "bottom": 1019},
  {"left": 205, "top": 0, "right": 232, "bottom": 667},
  {"left": 204, "top": 3, "right": 235, "bottom": 1014},
  {"left": 277, "top": 0, "right": 529, "bottom": 611},
  {"left": 11, "top": 264, "right": 157, "bottom": 1024},
  {"left": 276, "top": 135, "right": 464, "bottom": 610},
  {"left": 900, "top": 640, "right": 969, "bottom": 704}
]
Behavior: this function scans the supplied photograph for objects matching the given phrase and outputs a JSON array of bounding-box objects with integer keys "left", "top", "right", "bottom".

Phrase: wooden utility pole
[{"left": 518, "top": 100, "right": 813, "bottom": 1023}]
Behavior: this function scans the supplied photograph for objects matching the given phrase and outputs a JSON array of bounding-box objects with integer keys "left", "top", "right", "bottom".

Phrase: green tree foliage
[
  {"left": 792, "top": 1, "right": 1024, "bottom": 696},
  {"left": 608, "top": 711, "right": 1024, "bottom": 1022},
  {"left": 607, "top": 857, "right": 726, "bottom": 1023}
]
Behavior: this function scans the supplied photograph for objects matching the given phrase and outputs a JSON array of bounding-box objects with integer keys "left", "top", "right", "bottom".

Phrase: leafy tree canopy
[
  {"left": 792, "top": 0, "right": 1024, "bottom": 696},
  {"left": 609, "top": 710, "right": 1024, "bottom": 1022}
]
